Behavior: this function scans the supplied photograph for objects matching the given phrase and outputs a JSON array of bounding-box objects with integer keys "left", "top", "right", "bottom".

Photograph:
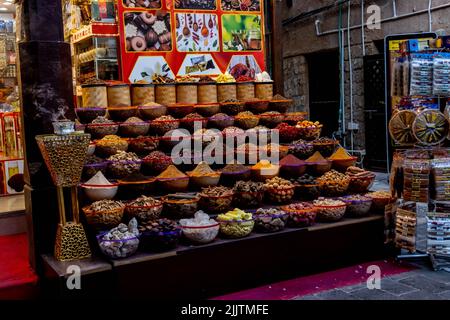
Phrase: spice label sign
[{"left": 117, "top": 0, "right": 266, "bottom": 82}]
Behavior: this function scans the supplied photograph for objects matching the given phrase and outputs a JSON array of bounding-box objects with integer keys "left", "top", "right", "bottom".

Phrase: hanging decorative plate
[
  {"left": 412, "top": 109, "right": 449, "bottom": 146},
  {"left": 389, "top": 110, "right": 417, "bottom": 145}
]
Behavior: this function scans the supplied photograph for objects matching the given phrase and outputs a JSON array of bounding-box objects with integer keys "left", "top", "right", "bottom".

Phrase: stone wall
[{"left": 280, "top": 0, "right": 450, "bottom": 151}]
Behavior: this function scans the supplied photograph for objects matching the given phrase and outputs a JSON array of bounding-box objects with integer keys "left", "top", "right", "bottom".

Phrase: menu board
[{"left": 117, "top": 0, "right": 266, "bottom": 82}]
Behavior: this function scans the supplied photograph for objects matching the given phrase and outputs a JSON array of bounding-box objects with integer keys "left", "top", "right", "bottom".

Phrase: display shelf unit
[
  {"left": 41, "top": 214, "right": 384, "bottom": 299},
  {"left": 72, "top": 22, "right": 120, "bottom": 85}
]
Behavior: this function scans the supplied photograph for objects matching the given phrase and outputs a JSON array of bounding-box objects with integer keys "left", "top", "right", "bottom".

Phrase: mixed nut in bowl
[
  {"left": 162, "top": 193, "right": 200, "bottom": 219},
  {"left": 125, "top": 195, "right": 163, "bottom": 223},
  {"left": 149, "top": 115, "right": 180, "bottom": 136},
  {"left": 253, "top": 208, "right": 287, "bottom": 233},
  {"left": 282, "top": 202, "right": 317, "bottom": 228},
  {"left": 107, "top": 151, "right": 142, "bottom": 179},
  {"left": 313, "top": 198, "right": 347, "bottom": 222},
  {"left": 316, "top": 170, "right": 350, "bottom": 196},
  {"left": 86, "top": 116, "right": 119, "bottom": 139},
  {"left": 217, "top": 209, "right": 254, "bottom": 239},
  {"left": 139, "top": 219, "right": 181, "bottom": 252},
  {"left": 233, "top": 180, "right": 265, "bottom": 208},
  {"left": 82, "top": 200, "right": 125, "bottom": 231},
  {"left": 97, "top": 219, "right": 140, "bottom": 259},
  {"left": 340, "top": 195, "right": 373, "bottom": 217},
  {"left": 95, "top": 135, "right": 128, "bottom": 158},
  {"left": 119, "top": 116, "right": 150, "bottom": 137},
  {"left": 264, "top": 177, "right": 295, "bottom": 204},
  {"left": 220, "top": 99, "right": 245, "bottom": 115},
  {"left": 107, "top": 106, "right": 138, "bottom": 121},
  {"left": 141, "top": 151, "right": 173, "bottom": 175},
  {"left": 179, "top": 211, "right": 219, "bottom": 244},
  {"left": 198, "top": 186, "right": 234, "bottom": 214},
  {"left": 128, "top": 136, "right": 159, "bottom": 155},
  {"left": 365, "top": 190, "right": 395, "bottom": 213}
]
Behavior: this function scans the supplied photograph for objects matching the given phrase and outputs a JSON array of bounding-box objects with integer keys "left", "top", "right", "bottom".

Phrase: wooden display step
[{"left": 41, "top": 214, "right": 385, "bottom": 299}]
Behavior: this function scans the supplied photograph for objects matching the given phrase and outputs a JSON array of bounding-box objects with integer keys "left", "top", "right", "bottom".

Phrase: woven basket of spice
[{"left": 197, "top": 80, "right": 218, "bottom": 104}]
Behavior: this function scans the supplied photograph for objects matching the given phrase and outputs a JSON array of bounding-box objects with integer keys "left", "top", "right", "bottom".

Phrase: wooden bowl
[{"left": 108, "top": 106, "right": 138, "bottom": 121}]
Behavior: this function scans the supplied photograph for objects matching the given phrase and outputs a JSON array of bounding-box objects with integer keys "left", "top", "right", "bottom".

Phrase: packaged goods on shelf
[
  {"left": 402, "top": 159, "right": 430, "bottom": 203},
  {"left": 395, "top": 204, "right": 418, "bottom": 253},
  {"left": 409, "top": 53, "right": 434, "bottom": 96},
  {"left": 433, "top": 53, "right": 450, "bottom": 96},
  {"left": 391, "top": 56, "right": 410, "bottom": 97}
]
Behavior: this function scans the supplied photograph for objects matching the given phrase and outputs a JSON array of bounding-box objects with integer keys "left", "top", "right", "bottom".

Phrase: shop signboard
[{"left": 117, "top": 0, "right": 266, "bottom": 82}]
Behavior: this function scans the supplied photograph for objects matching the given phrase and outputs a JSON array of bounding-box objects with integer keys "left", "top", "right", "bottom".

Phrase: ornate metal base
[{"left": 54, "top": 222, "right": 91, "bottom": 261}]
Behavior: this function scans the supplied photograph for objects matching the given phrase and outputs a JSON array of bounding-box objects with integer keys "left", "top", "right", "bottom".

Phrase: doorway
[{"left": 307, "top": 51, "right": 340, "bottom": 138}]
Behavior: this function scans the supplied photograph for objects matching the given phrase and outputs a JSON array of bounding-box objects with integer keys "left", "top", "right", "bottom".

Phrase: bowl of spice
[
  {"left": 119, "top": 117, "right": 150, "bottom": 137},
  {"left": 284, "top": 112, "right": 308, "bottom": 126},
  {"left": 264, "top": 177, "right": 295, "bottom": 204},
  {"left": 162, "top": 193, "right": 200, "bottom": 219},
  {"left": 187, "top": 161, "right": 221, "bottom": 189},
  {"left": 181, "top": 112, "right": 207, "bottom": 132},
  {"left": 141, "top": 151, "right": 173, "bottom": 175},
  {"left": 107, "top": 106, "right": 138, "bottom": 122},
  {"left": 340, "top": 195, "right": 373, "bottom": 217},
  {"left": 281, "top": 202, "right": 317, "bottom": 228},
  {"left": 156, "top": 165, "right": 190, "bottom": 192},
  {"left": 275, "top": 123, "right": 301, "bottom": 143},
  {"left": 194, "top": 103, "right": 221, "bottom": 117},
  {"left": 220, "top": 99, "right": 245, "bottom": 115},
  {"left": 86, "top": 116, "right": 119, "bottom": 139},
  {"left": 209, "top": 113, "right": 235, "bottom": 130},
  {"left": 279, "top": 154, "right": 306, "bottom": 178},
  {"left": 289, "top": 139, "right": 314, "bottom": 160},
  {"left": 259, "top": 143, "right": 289, "bottom": 160},
  {"left": 251, "top": 160, "right": 280, "bottom": 182},
  {"left": 220, "top": 163, "right": 251, "bottom": 187},
  {"left": 217, "top": 209, "right": 254, "bottom": 239},
  {"left": 316, "top": 170, "right": 350, "bottom": 197},
  {"left": 259, "top": 111, "right": 284, "bottom": 128},
  {"left": 245, "top": 98, "right": 269, "bottom": 114},
  {"left": 76, "top": 107, "right": 107, "bottom": 124},
  {"left": 149, "top": 115, "right": 180, "bottom": 136},
  {"left": 95, "top": 135, "right": 128, "bottom": 158},
  {"left": 269, "top": 94, "right": 294, "bottom": 113},
  {"left": 107, "top": 151, "right": 142, "bottom": 179},
  {"left": 116, "top": 173, "right": 156, "bottom": 200},
  {"left": 305, "top": 151, "right": 332, "bottom": 176},
  {"left": 81, "top": 171, "right": 119, "bottom": 202},
  {"left": 138, "top": 102, "right": 167, "bottom": 120},
  {"left": 83, "top": 155, "right": 109, "bottom": 180},
  {"left": 234, "top": 111, "right": 260, "bottom": 130},
  {"left": 125, "top": 195, "right": 163, "bottom": 223},
  {"left": 246, "top": 126, "right": 272, "bottom": 143},
  {"left": 296, "top": 121, "right": 323, "bottom": 141},
  {"left": 198, "top": 186, "right": 234, "bottom": 214},
  {"left": 290, "top": 174, "right": 320, "bottom": 201},
  {"left": 313, "top": 198, "right": 347, "bottom": 222},
  {"left": 365, "top": 190, "right": 396, "bottom": 213},
  {"left": 139, "top": 219, "right": 181, "bottom": 252},
  {"left": 253, "top": 208, "right": 287, "bottom": 233},
  {"left": 167, "top": 103, "right": 195, "bottom": 119},
  {"left": 128, "top": 136, "right": 159, "bottom": 155},
  {"left": 160, "top": 129, "right": 190, "bottom": 151},
  {"left": 180, "top": 211, "right": 219, "bottom": 244},
  {"left": 82, "top": 200, "right": 125, "bottom": 231},
  {"left": 233, "top": 180, "right": 265, "bottom": 208},
  {"left": 346, "top": 166, "right": 376, "bottom": 193},
  {"left": 329, "top": 147, "right": 358, "bottom": 172},
  {"left": 313, "top": 137, "right": 339, "bottom": 158}
]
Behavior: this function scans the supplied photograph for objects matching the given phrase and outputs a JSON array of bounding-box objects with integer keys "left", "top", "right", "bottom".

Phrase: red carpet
[
  {"left": 0, "top": 233, "right": 38, "bottom": 299},
  {"left": 213, "top": 260, "right": 415, "bottom": 300}
]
